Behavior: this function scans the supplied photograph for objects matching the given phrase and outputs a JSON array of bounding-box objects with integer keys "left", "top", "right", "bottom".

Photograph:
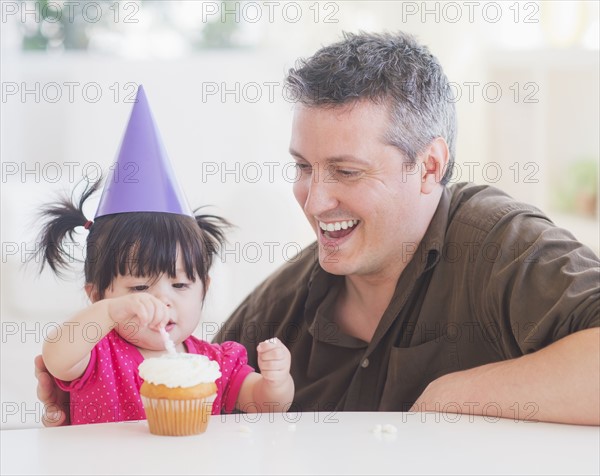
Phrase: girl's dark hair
[{"left": 32, "top": 178, "right": 228, "bottom": 299}]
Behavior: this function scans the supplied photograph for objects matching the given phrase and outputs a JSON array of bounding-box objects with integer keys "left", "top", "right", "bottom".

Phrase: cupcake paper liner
[{"left": 141, "top": 395, "right": 215, "bottom": 436}]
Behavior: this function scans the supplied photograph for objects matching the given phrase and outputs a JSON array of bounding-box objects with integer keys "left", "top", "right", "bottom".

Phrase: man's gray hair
[{"left": 285, "top": 31, "right": 456, "bottom": 184}]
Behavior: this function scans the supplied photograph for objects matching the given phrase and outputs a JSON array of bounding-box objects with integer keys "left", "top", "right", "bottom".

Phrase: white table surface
[{"left": 1, "top": 411, "right": 598, "bottom": 475}]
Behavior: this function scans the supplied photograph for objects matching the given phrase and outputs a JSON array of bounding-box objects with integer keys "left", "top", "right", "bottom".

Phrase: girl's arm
[
  {"left": 237, "top": 338, "right": 294, "bottom": 413},
  {"left": 42, "top": 294, "right": 170, "bottom": 382}
]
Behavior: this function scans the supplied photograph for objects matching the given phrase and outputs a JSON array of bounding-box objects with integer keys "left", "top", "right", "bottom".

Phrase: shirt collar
[{"left": 416, "top": 185, "right": 453, "bottom": 273}]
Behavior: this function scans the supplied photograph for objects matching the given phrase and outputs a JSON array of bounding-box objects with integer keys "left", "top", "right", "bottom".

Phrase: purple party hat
[{"left": 94, "top": 85, "right": 193, "bottom": 218}]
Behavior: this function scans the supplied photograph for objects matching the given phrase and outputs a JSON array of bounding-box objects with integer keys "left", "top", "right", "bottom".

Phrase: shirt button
[{"left": 361, "top": 358, "right": 369, "bottom": 368}]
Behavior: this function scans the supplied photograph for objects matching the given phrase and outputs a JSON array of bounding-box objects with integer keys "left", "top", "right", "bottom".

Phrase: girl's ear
[{"left": 85, "top": 283, "right": 100, "bottom": 303}]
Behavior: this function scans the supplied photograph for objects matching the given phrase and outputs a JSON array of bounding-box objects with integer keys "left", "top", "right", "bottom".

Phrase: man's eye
[
  {"left": 328, "top": 166, "right": 361, "bottom": 179},
  {"left": 294, "top": 163, "right": 311, "bottom": 171},
  {"left": 337, "top": 169, "right": 360, "bottom": 178},
  {"left": 173, "top": 283, "right": 189, "bottom": 289},
  {"left": 131, "top": 285, "right": 149, "bottom": 292}
]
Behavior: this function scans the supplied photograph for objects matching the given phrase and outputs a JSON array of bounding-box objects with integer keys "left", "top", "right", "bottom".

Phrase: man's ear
[
  {"left": 85, "top": 284, "right": 100, "bottom": 303},
  {"left": 420, "top": 137, "right": 450, "bottom": 194}
]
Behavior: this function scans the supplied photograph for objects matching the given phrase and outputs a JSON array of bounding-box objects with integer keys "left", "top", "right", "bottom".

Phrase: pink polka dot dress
[{"left": 56, "top": 331, "right": 253, "bottom": 425}]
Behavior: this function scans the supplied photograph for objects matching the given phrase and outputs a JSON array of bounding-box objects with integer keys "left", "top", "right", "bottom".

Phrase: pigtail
[
  {"left": 193, "top": 210, "right": 231, "bottom": 258},
  {"left": 32, "top": 177, "right": 102, "bottom": 276}
]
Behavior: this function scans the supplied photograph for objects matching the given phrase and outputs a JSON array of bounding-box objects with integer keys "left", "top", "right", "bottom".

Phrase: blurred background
[{"left": 1, "top": 0, "right": 599, "bottom": 428}]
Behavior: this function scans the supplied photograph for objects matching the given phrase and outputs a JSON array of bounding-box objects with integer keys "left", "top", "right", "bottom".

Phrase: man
[{"left": 36, "top": 31, "right": 599, "bottom": 425}]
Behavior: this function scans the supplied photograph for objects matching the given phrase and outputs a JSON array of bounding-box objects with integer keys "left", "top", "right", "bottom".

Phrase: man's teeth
[{"left": 319, "top": 220, "right": 359, "bottom": 232}]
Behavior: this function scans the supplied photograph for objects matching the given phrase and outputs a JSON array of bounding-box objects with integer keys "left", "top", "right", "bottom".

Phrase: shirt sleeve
[
  {"left": 213, "top": 341, "right": 254, "bottom": 413},
  {"left": 472, "top": 207, "right": 600, "bottom": 358},
  {"left": 212, "top": 245, "right": 319, "bottom": 370}
]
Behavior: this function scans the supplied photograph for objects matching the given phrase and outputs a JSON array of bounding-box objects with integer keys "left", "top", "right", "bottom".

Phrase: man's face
[{"left": 290, "top": 101, "right": 428, "bottom": 281}]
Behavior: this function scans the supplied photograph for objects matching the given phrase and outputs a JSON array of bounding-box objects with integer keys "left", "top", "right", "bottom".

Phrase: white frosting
[
  {"left": 159, "top": 327, "right": 176, "bottom": 355},
  {"left": 138, "top": 354, "right": 221, "bottom": 388}
]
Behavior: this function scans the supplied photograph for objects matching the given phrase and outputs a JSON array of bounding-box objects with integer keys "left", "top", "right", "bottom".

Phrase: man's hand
[{"left": 34, "top": 354, "right": 70, "bottom": 426}]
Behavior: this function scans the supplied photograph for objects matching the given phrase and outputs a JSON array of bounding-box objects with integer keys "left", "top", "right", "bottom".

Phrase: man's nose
[{"left": 304, "top": 167, "right": 339, "bottom": 216}]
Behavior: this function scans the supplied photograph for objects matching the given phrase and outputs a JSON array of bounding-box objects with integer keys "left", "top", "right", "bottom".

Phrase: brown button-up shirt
[{"left": 214, "top": 183, "right": 600, "bottom": 412}]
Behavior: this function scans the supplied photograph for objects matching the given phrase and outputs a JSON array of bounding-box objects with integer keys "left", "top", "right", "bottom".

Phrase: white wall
[{"left": 1, "top": 1, "right": 598, "bottom": 429}]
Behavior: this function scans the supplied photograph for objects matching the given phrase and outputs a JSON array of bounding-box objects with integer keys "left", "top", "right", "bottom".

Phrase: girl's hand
[
  {"left": 256, "top": 337, "right": 291, "bottom": 387},
  {"left": 105, "top": 293, "right": 170, "bottom": 331}
]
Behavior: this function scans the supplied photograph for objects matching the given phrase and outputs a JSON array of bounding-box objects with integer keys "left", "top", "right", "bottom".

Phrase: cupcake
[{"left": 138, "top": 354, "right": 221, "bottom": 436}]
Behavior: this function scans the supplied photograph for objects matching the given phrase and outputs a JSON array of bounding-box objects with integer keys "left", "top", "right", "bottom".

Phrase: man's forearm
[{"left": 411, "top": 328, "right": 600, "bottom": 425}]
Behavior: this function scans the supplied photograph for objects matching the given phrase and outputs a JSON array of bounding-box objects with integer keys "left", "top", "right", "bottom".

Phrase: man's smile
[{"left": 318, "top": 219, "right": 360, "bottom": 241}]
